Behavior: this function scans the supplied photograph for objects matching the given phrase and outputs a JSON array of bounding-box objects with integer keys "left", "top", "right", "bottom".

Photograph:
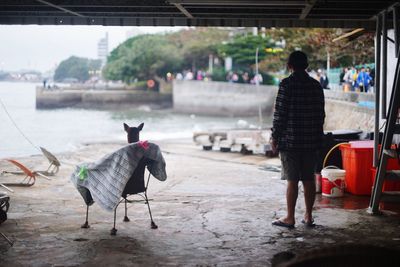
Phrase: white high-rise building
[{"left": 98, "top": 32, "right": 109, "bottom": 67}]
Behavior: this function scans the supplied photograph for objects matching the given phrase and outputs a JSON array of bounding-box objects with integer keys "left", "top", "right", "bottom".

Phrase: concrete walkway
[{"left": 1, "top": 139, "right": 400, "bottom": 266}]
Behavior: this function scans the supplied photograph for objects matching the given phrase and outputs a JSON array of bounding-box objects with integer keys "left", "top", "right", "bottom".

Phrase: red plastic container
[
  {"left": 371, "top": 156, "right": 400, "bottom": 192},
  {"left": 339, "top": 143, "right": 374, "bottom": 195}
]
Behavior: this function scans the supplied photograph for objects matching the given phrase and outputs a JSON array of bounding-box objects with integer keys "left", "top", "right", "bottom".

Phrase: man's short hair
[{"left": 287, "top": 51, "right": 309, "bottom": 70}]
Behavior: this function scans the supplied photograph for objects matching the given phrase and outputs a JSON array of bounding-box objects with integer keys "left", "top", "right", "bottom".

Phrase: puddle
[
  {"left": 315, "top": 194, "right": 370, "bottom": 210},
  {"left": 315, "top": 194, "right": 400, "bottom": 215}
]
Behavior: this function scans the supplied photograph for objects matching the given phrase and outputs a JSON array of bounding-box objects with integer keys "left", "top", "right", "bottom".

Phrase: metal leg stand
[
  {"left": 145, "top": 192, "right": 158, "bottom": 229},
  {"left": 110, "top": 208, "right": 117, "bottom": 235},
  {"left": 0, "top": 232, "right": 13, "bottom": 246},
  {"left": 81, "top": 205, "right": 90, "bottom": 228},
  {"left": 123, "top": 198, "right": 130, "bottom": 222}
]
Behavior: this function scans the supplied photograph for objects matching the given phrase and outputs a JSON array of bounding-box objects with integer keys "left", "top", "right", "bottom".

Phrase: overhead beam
[
  {"left": 35, "top": 0, "right": 85, "bottom": 17},
  {"left": 0, "top": 4, "right": 386, "bottom": 11},
  {"left": 0, "top": 16, "right": 377, "bottom": 29},
  {"left": 300, "top": 0, "right": 317, "bottom": 19},
  {"left": 173, "top": 3, "right": 194, "bottom": 18},
  {"left": 168, "top": 0, "right": 305, "bottom": 6}
]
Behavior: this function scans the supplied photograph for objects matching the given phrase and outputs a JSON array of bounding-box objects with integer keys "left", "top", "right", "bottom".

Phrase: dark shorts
[{"left": 280, "top": 151, "right": 318, "bottom": 181}]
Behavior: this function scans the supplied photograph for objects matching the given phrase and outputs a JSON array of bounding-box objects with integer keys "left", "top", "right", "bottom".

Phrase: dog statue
[{"left": 123, "top": 122, "right": 144, "bottom": 143}]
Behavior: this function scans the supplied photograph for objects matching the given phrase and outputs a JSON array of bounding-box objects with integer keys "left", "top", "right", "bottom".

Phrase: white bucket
[{"left": 321, "top": 166, "right": 346, "bottom": 197}]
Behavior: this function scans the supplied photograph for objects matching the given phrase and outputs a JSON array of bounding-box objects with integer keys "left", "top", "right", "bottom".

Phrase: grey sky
[{"left": 0, "top": 25, "right": 182, "bottom": 72}]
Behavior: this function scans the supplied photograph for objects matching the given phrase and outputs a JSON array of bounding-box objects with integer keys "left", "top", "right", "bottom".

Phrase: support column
[
  {"left": 394, "top": 6, "right": 399, "bottom": 58},
  {"left": 382, "top": 10, "right": 388, "bottom": 119},
  {"left": 374, "top": 14, "right": 382, "bottom": 167}
]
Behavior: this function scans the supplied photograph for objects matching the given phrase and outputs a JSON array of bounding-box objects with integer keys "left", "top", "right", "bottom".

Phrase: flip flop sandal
[
  {"left": 301, "top": 219, "right": 316, "bottom": 227},
  {"left": 272, "top": 220, "right": 295, "bottom": 229}
]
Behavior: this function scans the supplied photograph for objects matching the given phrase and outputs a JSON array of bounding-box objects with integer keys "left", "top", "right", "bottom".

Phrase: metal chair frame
[
  {"left": 81, "top": 160, "right": 158, "bottom": 235},
  {"left": 40, "top": 147, "right": 60, "bottom": 176},
  {"left": 0, "top": 147, "right": 59, "bottom": 191},
  {"left": 110, "top": 172, "right": 158, "bottom": 235},
  {"left": 1, "top": 159, "right": 36, "bottom": 189}
]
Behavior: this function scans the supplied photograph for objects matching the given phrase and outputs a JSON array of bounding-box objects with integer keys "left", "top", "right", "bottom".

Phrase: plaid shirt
[{"left": 272, "top": 71, "right": 325, "bottom": 151}]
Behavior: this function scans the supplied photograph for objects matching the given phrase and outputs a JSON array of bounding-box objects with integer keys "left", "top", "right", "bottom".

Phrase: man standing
[{"left": 271, "top": 51, "right": 325, "bottom": 228}]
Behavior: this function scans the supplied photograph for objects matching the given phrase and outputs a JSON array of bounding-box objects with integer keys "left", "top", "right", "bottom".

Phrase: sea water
[{"left": 0, "top": 82, "right": 269, "bottom": 158}]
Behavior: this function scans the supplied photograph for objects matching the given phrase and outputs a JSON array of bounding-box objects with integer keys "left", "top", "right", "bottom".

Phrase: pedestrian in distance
[
  {"left": 270, "top": 51, "right": 325, "bottom": 229},
  {"left": 339, "top": 67, "right": 347, "bottom": 85},
  {"left": 318, "top": 69, "right": 329, "bottom": 89},
  {"left": 356, "top": 66, "right": 372, "bottom": 93},
  {"left": 352, "top": 68, "right": 360, "bottom": 91}
]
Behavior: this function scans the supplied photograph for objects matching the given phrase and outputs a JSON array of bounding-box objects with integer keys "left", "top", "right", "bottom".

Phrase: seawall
[
  {"left": 36, "top": 87, "right": 172, "bottom": 109},
  {"left": 323, "top": 89, "right": 375, "bottom": 131},
  {"left": 173, "top": 80, "right": 375, "bottom": 131},
  {"left": 173, "top": 80, "right": 278, "bottom": 116}
]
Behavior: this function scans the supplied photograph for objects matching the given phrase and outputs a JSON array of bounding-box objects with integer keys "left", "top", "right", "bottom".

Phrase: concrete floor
[{"left": 1, "top": 139, "right": 400, "bottom": 266}]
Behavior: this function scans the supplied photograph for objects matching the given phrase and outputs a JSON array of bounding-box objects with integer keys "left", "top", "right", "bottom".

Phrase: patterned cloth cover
[{"left": 71, "top": 142, "right": 166, "bottom": 211}]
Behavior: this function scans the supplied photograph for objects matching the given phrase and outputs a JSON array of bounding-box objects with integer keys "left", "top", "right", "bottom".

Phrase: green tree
[
  {"left": 168, "top": 28, "right": 229, "bottom": 71},
  {"left": 218, "top": 34, "right": 275, "bottom": 69},
  {"left": 103, "top": 34, "right": 183, "bottom": 83},
  {"left": 264, "top": 28, "right": 374, "bottom": 71},
  {"left": 104, "top": 28, "right": 230, "bottom": 83},
  {"left": 54, "top": 56, "right": 101, "bottom": 82}
]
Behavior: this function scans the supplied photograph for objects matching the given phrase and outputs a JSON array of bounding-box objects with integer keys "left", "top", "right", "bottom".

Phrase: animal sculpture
[{"left": 124, "top": 122, "right": 144, "bottom": 143}]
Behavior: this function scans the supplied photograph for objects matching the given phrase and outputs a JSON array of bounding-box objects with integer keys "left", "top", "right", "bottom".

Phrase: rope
[
  {"left": 0, "top": 98, "right": 77, "bottom": 168},
  {"left": 0, "top": 98, "right": 40, "bottom": 152}
]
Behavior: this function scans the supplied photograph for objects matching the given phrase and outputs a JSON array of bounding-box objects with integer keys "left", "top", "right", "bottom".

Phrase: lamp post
[{"left": 255, "top": 47, "right": 263, "bottom": 129}]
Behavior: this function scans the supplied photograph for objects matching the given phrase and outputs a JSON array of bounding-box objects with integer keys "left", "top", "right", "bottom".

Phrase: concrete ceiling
[{"left": 0, "top": 0, "right": 398, "bottom": 29}]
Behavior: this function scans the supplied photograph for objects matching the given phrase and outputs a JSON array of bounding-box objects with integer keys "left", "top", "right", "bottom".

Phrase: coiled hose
[{"left": 322, "top": 142, "right": 349, "bottom": 168}]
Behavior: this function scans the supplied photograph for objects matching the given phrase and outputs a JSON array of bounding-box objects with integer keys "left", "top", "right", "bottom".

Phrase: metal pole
[
  {"left": 394, "top": 6, "right": 399, "bottom": 58},
  {"left": 327, "top": 50, "right": 330, "bottom": 75},
  {"left": 255, "top": 47, "right": 259, "bottom": 86},
  {"left": 0, "top": 232, "right": 13, "bottom": 246},
  {"left": 208, "top": 54, "right": 213, "bottom": 74},
  {"left": 382, "top": 10, "right": 388, "bottom": 119},
  {"left": 374, "top": 14, "right": 382, "bottom": 168},
  {"left": 255, "top": 47, "right": 263, "bottom": 129}
]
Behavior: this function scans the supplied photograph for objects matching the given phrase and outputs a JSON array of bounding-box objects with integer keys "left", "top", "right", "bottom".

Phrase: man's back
[
  {"left": 273, "top": 71, "right": 325, "bottom": 151},
  {"left": 271, "top": 51, "right": 324, "bottom": 229}
]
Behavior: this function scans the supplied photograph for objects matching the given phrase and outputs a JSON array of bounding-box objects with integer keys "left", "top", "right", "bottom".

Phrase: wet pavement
[{"left": 1, "top": 139, "right": 400, "bottom": 266}]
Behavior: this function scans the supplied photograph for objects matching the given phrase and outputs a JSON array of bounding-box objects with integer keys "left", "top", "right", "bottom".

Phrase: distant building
[{"left": 98, "top": 33, "right": 109, "bottom": 67}]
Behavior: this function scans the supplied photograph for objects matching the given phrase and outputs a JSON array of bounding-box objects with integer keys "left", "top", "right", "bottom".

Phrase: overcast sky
[{"left": 0, "top": 25, "right": 182, "bottom": 73}]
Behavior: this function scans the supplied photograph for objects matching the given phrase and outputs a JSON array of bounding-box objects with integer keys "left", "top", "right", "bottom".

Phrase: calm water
[{"left": 0, "top": 82, "right": 268, "bottom": 158}]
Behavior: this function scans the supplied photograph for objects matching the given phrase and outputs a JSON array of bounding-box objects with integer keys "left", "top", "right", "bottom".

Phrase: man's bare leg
[
  {"left": 302, "top": 180, "right": 316, "bottom": 223},
  {"left": 279, "top": 180, "right": 298, "bottom": 225}
]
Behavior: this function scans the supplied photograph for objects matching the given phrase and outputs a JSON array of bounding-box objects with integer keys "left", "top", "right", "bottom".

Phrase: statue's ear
[
  {"left": 138, "top": 123, "right": 144, "bottom": 131},
  {"left": 123, "top": 123, "right": 130, "bottom": 132}
]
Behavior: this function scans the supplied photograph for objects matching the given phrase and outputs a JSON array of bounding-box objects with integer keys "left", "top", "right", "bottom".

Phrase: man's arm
[
  {"left": 271, "top": 80, "right": 290, "bottom": 151},
  {"left": 320, "top": 89, "right": 326, "bottom": 126}
]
